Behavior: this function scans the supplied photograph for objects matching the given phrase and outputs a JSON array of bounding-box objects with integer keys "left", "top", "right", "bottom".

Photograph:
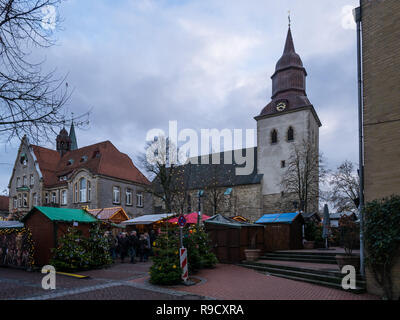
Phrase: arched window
[
  {"left": 79, "top": 178, "right": 87, "bottom": 203},
  {"left": 271, "top": 129, "right": 278, "bottom": 144},
  {"left": 287, "top": 126, "right": 294, "bottom": 142}
]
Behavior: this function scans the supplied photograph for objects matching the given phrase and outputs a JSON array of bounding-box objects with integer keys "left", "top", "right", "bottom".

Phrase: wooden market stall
[
  {"left": 204, "top": 214, "right": 264, "bottom": 264},
  {"left": 256, "top": 212, "right": 304, "bottom": 251},
  {"left": 22, "top": 206, "right": 98, "bottom": 266},
  {"left": 87, "top": 207, "right": 129, "bottom": 236},
  {"left": 121, "top": 213, "right": 175, "bottom": 234}
]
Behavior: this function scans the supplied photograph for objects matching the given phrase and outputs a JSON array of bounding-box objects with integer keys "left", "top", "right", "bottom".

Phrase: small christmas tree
[
  {"left": 150, "top": 227, "right": 182, "bottom": 285},
  {"left": 51, "top": 224, "right": 112, "bottom": 272},
  {"left": 51, "top": 228, "right": 92, "bottom": 271}
]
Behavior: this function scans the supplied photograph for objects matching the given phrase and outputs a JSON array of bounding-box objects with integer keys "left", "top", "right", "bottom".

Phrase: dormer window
[
  {"left": 67, "top": 159, "right": 74, "bottom": 166},
  {"left": 80, "top": 155, "right": 88, "bottom": 162}
]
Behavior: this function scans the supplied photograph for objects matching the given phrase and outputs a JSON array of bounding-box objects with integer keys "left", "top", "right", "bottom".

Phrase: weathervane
[{"left": 288, "top": 10, "right": 291, "bottom": 28}]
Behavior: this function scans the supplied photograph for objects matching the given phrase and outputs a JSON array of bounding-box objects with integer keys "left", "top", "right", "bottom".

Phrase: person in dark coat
[
  {"left": 118, "top": 233, "right": 129, "bottom": 263},
  {"left": 128, "top": 231, "right": 139, "bottom": 264},
  {"left": 139, "top": 234, "right": 150, "bottom": 262}
]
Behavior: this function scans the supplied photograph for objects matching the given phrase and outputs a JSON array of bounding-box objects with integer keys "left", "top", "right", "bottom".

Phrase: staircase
[{"left": 239, "top": 251, "right": 366, "bottom": 294}]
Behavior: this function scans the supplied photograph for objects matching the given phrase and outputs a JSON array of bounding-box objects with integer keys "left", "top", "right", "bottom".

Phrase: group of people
[{"left": 105, "top": 230, "right": 157, "bottom": 264}]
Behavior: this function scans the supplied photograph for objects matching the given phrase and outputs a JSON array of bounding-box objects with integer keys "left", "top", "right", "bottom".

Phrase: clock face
[{"left": 276, "top": 102, "right": 287, "bottom": 112}]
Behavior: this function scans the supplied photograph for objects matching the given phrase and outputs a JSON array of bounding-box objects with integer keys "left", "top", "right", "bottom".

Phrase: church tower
[
  {"left": 255, "top": 26, "right": 322, "bottom": 214},
  {"left": 56, "top": 127, "right": 72, "bottom": 157}
]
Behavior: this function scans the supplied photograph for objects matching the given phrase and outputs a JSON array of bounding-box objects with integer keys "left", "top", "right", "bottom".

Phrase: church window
[
  {"left": 30, "top": 174, "right": 34, "bottom": 186},
  {"left": 16, "top": 177, "right": 21, "bottom": 188},
  {"left": 23, "top": 176, "right": 27, "bottom": 187},
  {"left": 45, "top": 193, "right": 49, "bottom": 204},
  {"left": 281, "top": 160, "right": 286, "bottom": 168},
  {"left": 287, "top": 127, "right": 294, "bottom": 142},
  {"left": 13, "top": 197, "right": 17, "bottom": 209},
  {"left": 271, "top": 129, "right": 278, "bottom": 144}
]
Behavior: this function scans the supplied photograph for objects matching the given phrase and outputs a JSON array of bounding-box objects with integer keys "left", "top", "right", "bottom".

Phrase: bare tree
[
  {"left": 0, "top": 0, "right": 89, "bottom": 143},
  {"left": 281, "top": 139, "right": 327, "bottom": 213},
  {"left": 137, "top": 136, "right": 182, "bottom": 213},
  {"left": 329, "top": 160, "right": 360, "bottom": 213},
  {"left": 203, "top": 164, "right": 232, "bottom": 215}
]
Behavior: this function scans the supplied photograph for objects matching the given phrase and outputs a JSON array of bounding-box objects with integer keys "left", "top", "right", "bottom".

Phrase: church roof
[
  {"left": 274, "top": 28, "right": 304, "bottom": 73},
  {"left": 256, "top": 26, "right": 321, "bottom": 127},
  {"left": 69, "top": 121, "right": 78, "bottom": 150},
  {"left": 152, "top": 148, "right": 263, "bottom": 193},
  {"left": 31, "top": 141, "right": 150, "bottom": 187}
]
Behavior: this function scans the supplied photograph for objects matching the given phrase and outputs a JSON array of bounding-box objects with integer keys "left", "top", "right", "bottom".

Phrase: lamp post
[{"left": 197, "top": 190, "right": 204, "bottom": 226}]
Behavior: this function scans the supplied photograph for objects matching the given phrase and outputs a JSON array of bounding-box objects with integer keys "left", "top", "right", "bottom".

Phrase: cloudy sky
[{"left": 0, "top": 0, "right": 360, "bottom": 192}]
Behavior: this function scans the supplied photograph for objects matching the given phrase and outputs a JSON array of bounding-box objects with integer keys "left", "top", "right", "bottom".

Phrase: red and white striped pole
[{"left": 180, "top": 247, "right": 188, "bottom": 282}]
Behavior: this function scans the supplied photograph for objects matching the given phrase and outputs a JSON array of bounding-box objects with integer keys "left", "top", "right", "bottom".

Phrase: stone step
[
  {"left": 260, "top": 255, "right": 337, "bottom": 264},
  {"left": 273, "top": 251, "right": 342, "bottom": 257},
  {"left": 264, "top": 253, "right": 338, "bottom": 261},
  {"left": 243, "top": 261, "right": 365, "bottom": 281},
  {"left": 238, "top": 263, "right": 366, "bottom": 294}
]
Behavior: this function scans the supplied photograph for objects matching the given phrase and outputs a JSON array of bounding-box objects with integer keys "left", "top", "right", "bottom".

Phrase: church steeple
[
  {"left": 69, "top": 120, "right": 78, "bottom": 151},
  {"left": 257, "top": 25, "right": 312, "bottom": 118},
  {"left": 271, "top": 27, "right": 307, "bottom": 99}
]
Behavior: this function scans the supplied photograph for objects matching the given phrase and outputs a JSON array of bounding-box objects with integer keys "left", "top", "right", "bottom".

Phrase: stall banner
[{"left": 0, "top": 228, "right": 35, "bottom": 269}]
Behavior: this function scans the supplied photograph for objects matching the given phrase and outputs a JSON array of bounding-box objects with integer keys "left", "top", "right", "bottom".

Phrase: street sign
[{"left": 178, "top": 215, "right": 186, "bottom": 227}]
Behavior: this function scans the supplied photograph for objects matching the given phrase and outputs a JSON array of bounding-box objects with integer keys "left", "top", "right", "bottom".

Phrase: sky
[{"left": 0, "top": 0, "right": 360, "bottom": 193}]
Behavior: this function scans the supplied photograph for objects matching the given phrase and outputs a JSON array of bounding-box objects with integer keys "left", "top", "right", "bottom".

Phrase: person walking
[
  {"left": 118, "top": 232, "right": 129, "bottom": 263},
  {"left": 128, "top": 231, "right": 139, "bottom": 264},
  {"left": 105, "top": 231, "right": 117, "bottom": 262},
  {"left": 143, "top": 232, "right": 151, "bottom": 262}
]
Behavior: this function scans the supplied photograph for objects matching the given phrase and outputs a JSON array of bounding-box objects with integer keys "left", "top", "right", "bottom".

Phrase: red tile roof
[
  {"left": 0, "top": 196, "right": 9, "bottom": 211},
  {"left": 31, "top": 141, "right": 150, "bottom": 187},
  {"left": 88, "top": 207, "right": 129, "bottom": 221}
]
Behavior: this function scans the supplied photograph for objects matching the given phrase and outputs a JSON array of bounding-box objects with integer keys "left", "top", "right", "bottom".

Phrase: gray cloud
[{"left": 0, "top": 0, "right": 360, "bottom": 190}]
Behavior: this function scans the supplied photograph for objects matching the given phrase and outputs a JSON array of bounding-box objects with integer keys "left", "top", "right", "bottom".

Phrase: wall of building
[
  {"left": 256, "top": 108, "right": 319, "bottom": 196},
  {"left": 361, "top": 0, "right": 400, "bottom": 299},
  {"left": 8, "top": 139, "right": 42, "bottom": 215},
  {"left": 96, "top": 175, "right": 152, "bottom": 218}
]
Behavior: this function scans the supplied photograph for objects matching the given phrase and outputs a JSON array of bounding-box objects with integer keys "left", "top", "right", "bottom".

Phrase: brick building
[
  {"left": 8, "top": 125, "right": 152, "bottom": 219},
  {"left": 361, "top": 0, "right": 400, "bottom": 299}
]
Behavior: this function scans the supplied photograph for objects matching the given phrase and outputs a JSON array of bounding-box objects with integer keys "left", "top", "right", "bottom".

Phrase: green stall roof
[{"left": 22, "top": 206, "right": 98, "bottom": 223}]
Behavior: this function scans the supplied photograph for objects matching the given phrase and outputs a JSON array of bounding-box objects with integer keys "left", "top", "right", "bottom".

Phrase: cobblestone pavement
[
  {"left": 0, "top": 262, "right": 381, "bottom": 300},
  {"left": 0, "top": 261, "right": 207, "bottom": 300},
  {"left": 135, "top": 264, "right": 380, "bottom": 300}
]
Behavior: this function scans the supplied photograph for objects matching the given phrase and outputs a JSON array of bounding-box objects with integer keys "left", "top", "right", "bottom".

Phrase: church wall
[{"left": 257, "top": 109, "right": 312, "bottom": 196}]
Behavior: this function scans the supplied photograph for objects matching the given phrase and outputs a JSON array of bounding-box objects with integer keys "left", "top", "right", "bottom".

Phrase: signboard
[{"left": 178, "top": 215, "right": 186, "bottom": 227}]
